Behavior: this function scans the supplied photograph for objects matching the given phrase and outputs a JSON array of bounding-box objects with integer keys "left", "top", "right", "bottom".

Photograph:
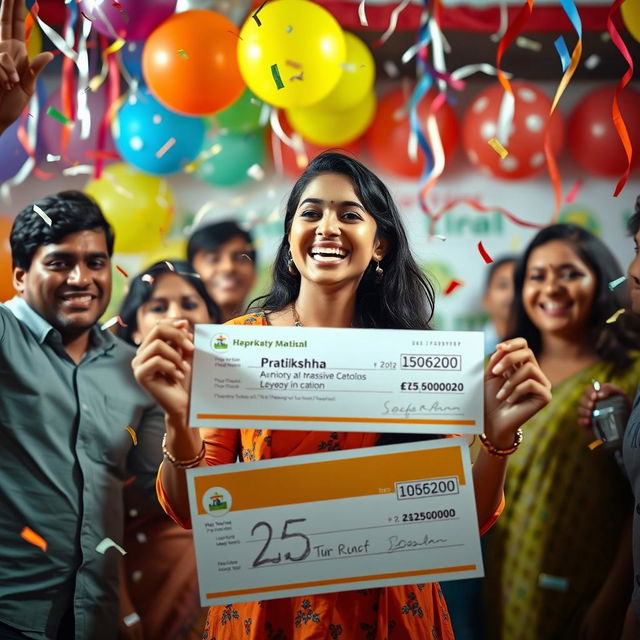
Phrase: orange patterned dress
[{"left": 158, "top": 313, "right": 501, "bottom": 640}]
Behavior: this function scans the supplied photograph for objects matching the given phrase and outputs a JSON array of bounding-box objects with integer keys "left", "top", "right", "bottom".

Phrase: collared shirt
[
  {"left": 624, "top": 385, "right": 640, "bottom": 620},
  {"left": 0, "top": 297, "right": 165, "bottom": 640}
]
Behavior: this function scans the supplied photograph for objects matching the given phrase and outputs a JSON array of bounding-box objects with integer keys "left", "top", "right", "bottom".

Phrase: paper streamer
[
  {"left": 358, "top": 0, "right": 368, "bottom": 26},
  {"left": 554, "top": 36, "right": 571, "bottom": 72},
  {"left": 606, "top": 308, "right": 626, "bottom": 324},
  {"left": 478, "top": 241, "right": 494, "bottom": 264},
  {"left": 375, "top": 0, "right": 412, "bottom": 47},
  {"left": 607, "top": 0, "right": 635, "bottom": 197},
  {"left": 608, "top": 276, "right": 626, "bottom": 290}
]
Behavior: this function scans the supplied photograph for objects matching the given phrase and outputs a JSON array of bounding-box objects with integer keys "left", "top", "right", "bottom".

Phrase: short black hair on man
[
  {"left": 187, "top": 220, "right": 255, "bottom": 264},
  {"left": 627, "top": 195, "right": 640, "bottom": 237},
  {"left": 10, "top": 191, "right": 115, "bottom": 270},
  {"left": 484, "top": 254, "right": 518, "bottom": 291}
]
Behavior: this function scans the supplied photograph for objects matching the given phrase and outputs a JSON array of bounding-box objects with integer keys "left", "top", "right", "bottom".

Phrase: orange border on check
[
  {"left": 196, "top": 414, "right": 475, "bottom": 426},
  {"left": 206, "top": 564, "right": 477, "bottom": 599}
]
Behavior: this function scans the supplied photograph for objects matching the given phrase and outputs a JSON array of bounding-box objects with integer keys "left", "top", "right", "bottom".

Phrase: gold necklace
[{"left": 290, "top": 302, "right": 303, "bottom": 327}]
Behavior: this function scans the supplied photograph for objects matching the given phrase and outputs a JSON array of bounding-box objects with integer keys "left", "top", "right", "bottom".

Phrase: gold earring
[
  {"left": 288, "top": 250, "right": 298, "bottom": 276},
  {"left": 375, "top": 260, "right": 383, "bottom": 283}
]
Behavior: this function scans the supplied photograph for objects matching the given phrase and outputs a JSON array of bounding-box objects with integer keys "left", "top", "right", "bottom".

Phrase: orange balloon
[
  {"left": 142, "top": 10, "right": 246, "bottom": 116},
  {"left": 0, "top": 217, "right": 16, "bottom": 302}
]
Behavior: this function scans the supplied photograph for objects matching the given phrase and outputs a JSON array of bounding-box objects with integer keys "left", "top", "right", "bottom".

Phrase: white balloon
[{"left": 175, "top": 0, "right": 251, "bottom": 24}]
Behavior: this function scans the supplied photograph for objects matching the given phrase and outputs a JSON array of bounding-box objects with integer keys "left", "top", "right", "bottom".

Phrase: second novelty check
[{"left": 190, "top": 325, "right": 484, "bottom": 434}]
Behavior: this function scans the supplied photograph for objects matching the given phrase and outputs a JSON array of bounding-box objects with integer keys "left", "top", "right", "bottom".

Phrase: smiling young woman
[
  {"left": 484, "top": 224, "right": 640, "bottom": 640},
  {"left": 132, "top": 152, "right": 552, "bottom": 640}
]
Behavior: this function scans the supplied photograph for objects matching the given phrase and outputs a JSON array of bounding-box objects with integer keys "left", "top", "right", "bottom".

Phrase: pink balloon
[
  {"left": 78, "top": 0, "right": 177, "bottom": 41},
  {"left": 40, "top": 86, "right": 119, "bottom": 168}
]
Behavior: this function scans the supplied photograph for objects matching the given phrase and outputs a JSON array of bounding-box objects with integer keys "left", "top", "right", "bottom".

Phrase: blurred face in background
[
  {"left": 522, "top": 240, "right": 597, "bottom": 340},
  {"left": 628, "top": 230, "right": 640, "bottom": 315},
  {"left": 191, "top": 235, "right": 256, "bottom": 318},
  {"left": 132, "top": 272, "right": 212, "bottom": 343},
  {"left": 483, "top": 260, "right": 515, "bottom": 335}
]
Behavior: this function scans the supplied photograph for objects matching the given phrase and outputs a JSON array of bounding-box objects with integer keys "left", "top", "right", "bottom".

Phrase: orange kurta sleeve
[
  {"left": 156, "top": 428, "right": 240, "bottom": 529},
  {"left": 479, "top": 492, "right": 504, "bottom": 535}
]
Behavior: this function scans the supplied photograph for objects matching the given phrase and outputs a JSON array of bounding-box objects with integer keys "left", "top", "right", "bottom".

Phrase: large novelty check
[
  {"left": 190, "top": 325, "right": 484, "bottom": 434},
  {"left": 187, "top": 438, "right": 483, "bottom": 606}
]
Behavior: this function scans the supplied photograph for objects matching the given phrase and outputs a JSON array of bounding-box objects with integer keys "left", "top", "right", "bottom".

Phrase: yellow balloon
[
  {"left": 621, "top": 0, "right": 640, "bottom": 42},
  {"left": 238, "top": 0, "right": 346, "bottom": 108},
  {"left": 286, "top": 89, "right": 376, "bottom": 146},
  {"left": 27, "top": 24, "right": 42, "bottom": 60},
  {"left": 85, "top": 163, "right": 174, "bottom": 254},
  {"left": 141, "top": 237, "right": 188, "bottom": 269},
  {"left": 312, "top": 32, "right": 375, "bottom": 112}
]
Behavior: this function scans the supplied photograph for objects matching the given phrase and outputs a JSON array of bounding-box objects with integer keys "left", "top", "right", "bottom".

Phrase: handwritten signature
[
  {"left": 387, "top": 532, "right": 448, "bottom": 552},
  {"left": 382, "top": 400, "right": 461, "bottom": 419}
]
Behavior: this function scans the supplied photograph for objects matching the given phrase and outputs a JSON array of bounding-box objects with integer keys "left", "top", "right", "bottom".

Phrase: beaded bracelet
[
  {"left": 479, "top": 428, "right": 523, "bottom": 457},
  {"left": 162, "top": 433, "right": 205, "bottom": 468}
]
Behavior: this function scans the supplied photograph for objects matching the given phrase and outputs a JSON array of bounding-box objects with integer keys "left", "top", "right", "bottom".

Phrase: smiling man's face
[{"left": 13, "top": 229, "right": 111, "bottom": 336}]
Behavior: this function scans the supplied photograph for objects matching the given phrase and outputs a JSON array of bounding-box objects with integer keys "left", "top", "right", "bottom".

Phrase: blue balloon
[
  {"left": 120, "top": 41, "right": 144, "bottom": 80},
  {"left": 114, "top": 87, "right": 205, "bottom": 175}
]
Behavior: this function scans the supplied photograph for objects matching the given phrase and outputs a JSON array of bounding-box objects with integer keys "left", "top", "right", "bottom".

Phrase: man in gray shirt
[{"left": 0, "top": 191, "right": 165, "bottom": 640}]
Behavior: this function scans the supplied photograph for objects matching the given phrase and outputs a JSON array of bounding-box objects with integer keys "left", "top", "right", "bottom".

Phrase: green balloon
[
  {"left": 196, "top": 129, "right": 267, "bottom": 187},
  {"left": 211, "top": 89, "right": 263, "bottom": 134}
]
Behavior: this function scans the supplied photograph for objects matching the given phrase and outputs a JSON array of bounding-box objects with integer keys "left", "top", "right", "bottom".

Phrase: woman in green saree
[{"left": 484, "top": 223, "right": 640, "bottom": 640}]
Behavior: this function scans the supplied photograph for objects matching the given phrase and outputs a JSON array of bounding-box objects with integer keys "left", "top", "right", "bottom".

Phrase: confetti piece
[
  {"left": 247, "top": 164, "right": 265, "bottom": 181},
  {"left": 271, "top": 64, "right": 284, "bottom": 90},
  {"left": 286, "top": 59, "right": 302, "bottom": 69},
  {"left": 129, "top": 508, "right": 139, "bottom": 518},
  {"left": 123, "top": 613, "right": 141, "bottom": 628},
  {"left": 588, "top": 438, "right": 604, "bottom": 450},
  {"left": 592, "top": 379, "right": 601, "bottom": 392},
  {"left": 565, "top": 178, "right": 584, "bottom": 203},
  {"left": 289, "top": 71, "right": 304, "bottom": 82},
  {"left": 608, "top": 276, "right": 627, "bottom": 290},
  {"left": 115, "top": 265, "right": 129, "bottom": 278},
  {"left": 285, "top": 25, "right": 293, "bottom": 34},
  {"left": 177, "top": 49, "right": 188, "bottom": 59},
  {"left": 515, "top": 36, "right": 542, "bottom": 52},
  {"left": 252, "top": 0, "right": 267, "bottom": 26},
  {"left": 606, "top": 308, "right": 626, "bottom": 324},
  {"left": 117, "top": 315, "right": 128, "bottom": 328},
  {"left": 383, "top": 60, "right": 399, "bottom": 78},
  {"left": 478, "top": 241, "right": 494, "bottom": 264},
  {"left": 46, "top": 154, "right": 61, "bottom": 162},
  {"left": 96, "top": 537, "right": 126, "bottom": 556},
  {"left": 554, "top": 36, "right": 571, "bottom": 72},
  {"left": 20, "top": 526, "right": 47, "bottom": 552},
  {"left": 538, "top": 573, "right": 569, "bottom": 591},
  {"left": 124, "top": 425, "right": 138, "bottom": 445},
  {"left": 136, "top": 532, "right": 147, "bottom": 543},
  {"left": 46, "top": 106, "right": 72, "bottom": 125},
  {"left": 132, "top": 570, "right": 143, "bottom": 582},
  {"left": 434, "top": 235, "right": 447, "bottom": 241},
  {"left": 101, "top": 316, "right": 119, "bottom": 330},
  {"left": 584, "top": 54, "right": 600, "bottom": 69},
  {"left": 358, "top": 0, "right": 368, "bottom": 26},
  {"left": 488, "top": 137, "right": 508, "bottom": 159},
  {"left": 33, "top": 204, "right": 52, "bottom": 226},
  {"left": 155, "top": 138, "right": 176, "bottom": 159},
  {"left": 164, "top": 261, "right": 176, "bottom": 272},
  {"left": 141, "top": 274, "right": 155, "bottom": 285},
  {"left": 443, "top": 279, "right": 463, "bottom": 295}
]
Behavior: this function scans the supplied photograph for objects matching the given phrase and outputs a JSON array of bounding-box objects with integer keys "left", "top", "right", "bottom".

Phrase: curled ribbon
[{"left": 607, "top": 0, "right": 634, "bottom": 197}]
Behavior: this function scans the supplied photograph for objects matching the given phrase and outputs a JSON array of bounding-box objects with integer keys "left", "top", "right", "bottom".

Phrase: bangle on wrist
[
  {"left": 162, "top": 433, "right": 205, "bottom": 468},
  {"left": 479, "top": 428, "right": 523, "bottom": 457}
]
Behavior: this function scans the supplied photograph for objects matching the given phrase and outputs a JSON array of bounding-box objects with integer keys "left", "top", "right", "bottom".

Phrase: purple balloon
[
  {"left": 78, "top": 0, "right": 177, "bottom": 41},
  {"left": 0, "top": 118, "right": 29, "bottom": 183},
  {"left": 40, "top": 86, "right": 119, "bottom": 168}
]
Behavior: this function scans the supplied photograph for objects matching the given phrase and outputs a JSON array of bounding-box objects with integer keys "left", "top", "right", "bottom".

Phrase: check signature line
[
  {"left": 247, "top": 543, "right": 465, "bottom": 569},
  {"left": 247, "top": 517, "right": 462, "bottom": 543}
]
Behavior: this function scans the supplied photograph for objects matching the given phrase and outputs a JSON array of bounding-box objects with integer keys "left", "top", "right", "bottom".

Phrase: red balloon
[
  {"left": 462, "top": 82, "right": 564, "bottom": 180},
  {"left": 0, "top": 217, "right": 16, "bottom": 303},
  {"left": 568, "top": 85, "right": 640, "bottom": 177},
  {"left": 366, "top": 88, "right": 459, "bottom": 179},
  {"left": 270, "top": 114, "right": 361, "bottom": 179}
]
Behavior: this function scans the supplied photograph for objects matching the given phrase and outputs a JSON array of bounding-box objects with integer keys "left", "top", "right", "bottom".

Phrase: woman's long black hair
[
  {"left": 116, "top": 260, "right": 219, "bottom": 345},
  {"left": 250, "top": 151, "right": 435, "bottom": 330},
  {"left": 507, "top": 223, "right": 640, "bottom": 369}
]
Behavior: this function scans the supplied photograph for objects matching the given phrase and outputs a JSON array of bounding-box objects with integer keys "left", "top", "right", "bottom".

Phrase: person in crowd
[
  {"left": 578, "top": 196, "right": 640, "bottom": 640},
  {"left": 188, "top": 221, "right": 257, "bottom": 323},
  {"left": 1, "top": 191, "right": 164, "bottom": 640},
  {"left": 115, "top": 261, "right": 218, "bottom": 640},
  {"left": 132, "top": 151, "right": 551, "bottom": 640},
  {"left": 482, "top": 255, "right": 517, "bottom": 356},
  {"left": 0, "top": 0, "right": 52, "bottom": 137},
  {"left": 483, "top": 224, "right": 640, "bottom": 640}
]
